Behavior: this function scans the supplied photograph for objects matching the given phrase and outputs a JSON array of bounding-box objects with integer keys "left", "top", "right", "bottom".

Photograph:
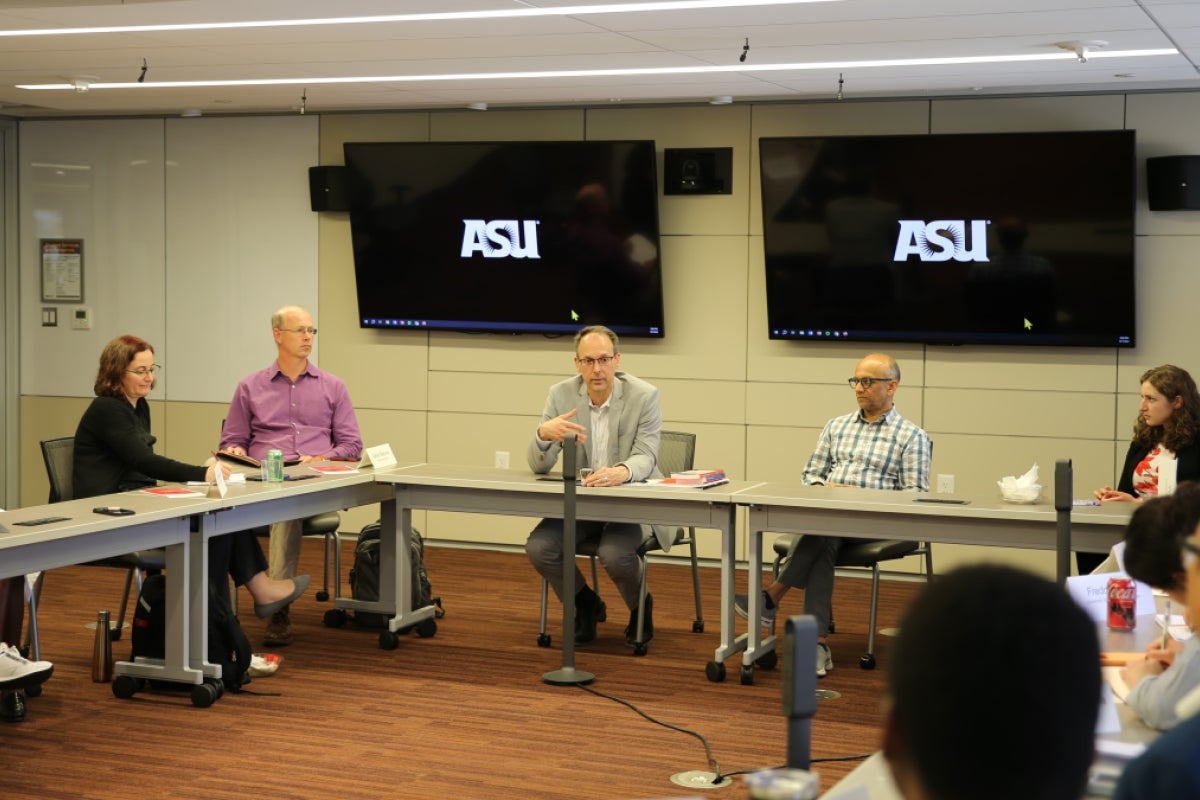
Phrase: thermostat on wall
[{"left": 71, "top": 307, "right": 92, "bottom": 330}]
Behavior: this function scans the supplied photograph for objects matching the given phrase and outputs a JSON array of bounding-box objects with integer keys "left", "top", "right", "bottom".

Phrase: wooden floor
[{"left": 3, "top": 539, "right": 923, "bottom": 799}]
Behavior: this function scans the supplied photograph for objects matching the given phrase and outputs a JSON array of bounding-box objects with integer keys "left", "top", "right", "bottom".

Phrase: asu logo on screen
[
  {"left": 460, "top": 219, "right": 542, "bottom": 259},
  {"left": 893, "top": 219, "right": 990, "bottom": 263}
]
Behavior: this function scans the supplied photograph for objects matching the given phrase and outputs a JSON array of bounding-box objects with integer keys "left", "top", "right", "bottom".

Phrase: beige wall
[{"left": 18, "top": 91, "right": 1200, "bottom": 579}]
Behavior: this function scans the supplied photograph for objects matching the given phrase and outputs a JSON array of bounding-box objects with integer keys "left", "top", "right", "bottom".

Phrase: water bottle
[
  {"left": 91, "top": 610, "right": 113, "bottom": 683},
  {"left": 263, "top": 449, "right": 285, "bottom": 482}
]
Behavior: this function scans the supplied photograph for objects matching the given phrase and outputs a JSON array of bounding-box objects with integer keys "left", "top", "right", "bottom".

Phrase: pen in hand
[{"left": 1161, "top": 599, "right": 1171, "bottom": 651}]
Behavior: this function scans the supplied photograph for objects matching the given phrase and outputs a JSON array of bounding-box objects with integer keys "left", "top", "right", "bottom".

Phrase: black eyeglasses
[
  {"left": 577, "top": 355, "right": 616, "bottom": 368},
  {"left": 848, "top": 377, "right": 893, "bottom": 388}
]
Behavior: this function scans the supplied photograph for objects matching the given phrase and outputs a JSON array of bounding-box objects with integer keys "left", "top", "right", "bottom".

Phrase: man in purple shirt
[{"left": 220, "top": 305, "right": 363, "bottom": 646}]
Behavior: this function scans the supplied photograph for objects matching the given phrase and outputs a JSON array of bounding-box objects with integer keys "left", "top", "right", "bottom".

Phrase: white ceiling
[{"left": 0, "top": 0, "right": 1197, "bottom": 118}]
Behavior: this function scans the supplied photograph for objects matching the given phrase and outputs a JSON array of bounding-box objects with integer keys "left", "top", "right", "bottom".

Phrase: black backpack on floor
[
  {"left": 348, "top": 522, "right": 443, "bottom": 629},
  {"left": 130, "top": 574, "right": 253, "bottom": 692}
]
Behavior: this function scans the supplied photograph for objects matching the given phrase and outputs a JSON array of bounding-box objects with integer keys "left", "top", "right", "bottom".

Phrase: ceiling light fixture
[
  {"left": 0, "top": 1, "right": 841, "bottom": 37},
  {"left": 467, "top": 102, "right": 488, "bottom": 111},
  {"left": 18, "top": 48, "right": 1177, "bottom": 93},
  {"left": 836, "top": 72, "right": 844, "bottom": 100},
  {"left": 710, "top": 95, "right": 733, "bottom": 104}
]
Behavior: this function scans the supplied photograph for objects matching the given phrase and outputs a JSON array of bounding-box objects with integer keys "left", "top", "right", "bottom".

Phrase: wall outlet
[
  {"left": 937, "top": 474, "right": 955, "bottom": 494},
  {"left": 494, "top": 450, "right": 510, "bottom": 470}
]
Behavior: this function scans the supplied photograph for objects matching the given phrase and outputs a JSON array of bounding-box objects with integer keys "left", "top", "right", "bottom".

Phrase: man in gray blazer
[{"left": 526, "top": 324, "right": 663, "bottom": 646}]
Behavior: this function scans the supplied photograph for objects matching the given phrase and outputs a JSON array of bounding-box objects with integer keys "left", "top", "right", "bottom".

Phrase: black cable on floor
[{"left": 578, "top": 684, "right": 724, "bottom": 780}]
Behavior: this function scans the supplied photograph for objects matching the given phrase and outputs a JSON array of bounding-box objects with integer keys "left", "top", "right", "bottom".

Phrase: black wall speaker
[
  {"left": 308, "top": 165, "right": 353, "bottom": 212},
  {"left": 663, "top": 147, "right": 733, "bottom": 195},
  {"left": 1146, "top": 156, "right": 1200, "bottom": 211}
]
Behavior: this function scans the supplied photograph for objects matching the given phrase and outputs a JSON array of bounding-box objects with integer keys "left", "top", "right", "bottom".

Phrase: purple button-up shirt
[{"left": 220, "top": 360, "right": 363, "bottom": 462}]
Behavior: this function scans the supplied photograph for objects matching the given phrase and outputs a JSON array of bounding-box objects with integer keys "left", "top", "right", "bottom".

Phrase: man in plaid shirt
[{"left": 736, "top": 353, "right": 931, "bottom": 676}]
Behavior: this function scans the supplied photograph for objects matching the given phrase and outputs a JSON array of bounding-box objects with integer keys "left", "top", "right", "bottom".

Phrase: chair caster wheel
[
  {"left": 756, "top": 650, "right": 778, "bottom": 671},
  {"left": 705, "top": 660, "right": 726, "bottom": 682},
  {"left": 692, "top": 620, "right": 704, "bottom": 633},
  {"left": 859, "top": 653, "right": 876, "bottom": 670},
  {"left": 109, "top": 627, "right": 123, "bottom": 642},
  {"left": 633, "top": 643, "right": 648, "bottom": 656},
  {"left": 315, "top": 590, "right": 329, "bottom": 602},
  {"left": 25, "top": 682, "right": 42, "bottom": 698},
  {"left": 323, "top": 608, "right": 348, "bottom": 627},
  {"left": 191, "top": 681, "right": 220, "bottom": 708},
  {"left": 740, "top": 665, "right": 755, "bottom": 685},
  {"left": 415, "top": 618, "right": 437, "bottom": 638},
  {"left": 537, "top": 633, "right": 552, "bottom": 648},
  {"left": 379, "top": 630, "right": 400, "bottom": 650},
  {"left": 112, "top": 675, "right": 142, "bottom": 699}
]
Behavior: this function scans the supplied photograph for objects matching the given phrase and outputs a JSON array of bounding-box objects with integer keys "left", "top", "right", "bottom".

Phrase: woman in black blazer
[{"left": 1083, "top": 364, "right": 1200, "bottom": 574}]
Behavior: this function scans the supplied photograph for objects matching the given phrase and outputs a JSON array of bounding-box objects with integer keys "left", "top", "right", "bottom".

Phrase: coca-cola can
[{"left": 1107, "top": 576, "right": 1137, "bottom": 630}]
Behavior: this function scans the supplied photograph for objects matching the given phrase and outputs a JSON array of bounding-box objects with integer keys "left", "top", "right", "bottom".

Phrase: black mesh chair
[
  {"left": 39, "top": 436, "right": 167, "bottom": 645},
  {"left": 537, "top": 430, "right": 705, "bottom": 656},
  {"left": 772, "top": 535, "right": 932, "bottom": 669}
]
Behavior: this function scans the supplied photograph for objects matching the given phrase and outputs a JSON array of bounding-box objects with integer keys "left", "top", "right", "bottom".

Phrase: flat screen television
[
  {"left": 343, "top": 140, "right": 665, "bottom": 337},
  {"left": 759, "top": 130, "right": 1136, "bottom": 347}
]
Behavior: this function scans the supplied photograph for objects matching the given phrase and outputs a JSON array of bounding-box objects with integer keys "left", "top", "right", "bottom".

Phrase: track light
[
  {"left": 739, "top": 37, "right": 749, "bottom": 63},
  {"left": 836, "top": 72, "right": 844, "bottom": 100},
  {"left": 138, "top": 58, "right": 147, "bottom": 83},
  {"left": 300, "top": 87, "right": 307, "bottom": 114}
]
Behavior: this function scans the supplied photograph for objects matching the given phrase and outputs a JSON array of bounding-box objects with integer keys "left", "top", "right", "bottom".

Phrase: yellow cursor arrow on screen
[
  {"left": 571, "top": 310, "right": 579, "bottom": 321},
  {"left": 1023, "top": 318, "right": 1033, "bottom": 330}
]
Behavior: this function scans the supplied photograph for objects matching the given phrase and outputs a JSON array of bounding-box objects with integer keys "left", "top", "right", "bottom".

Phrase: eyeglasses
[
  {"left": 126, "top": 365, "right": 161, "bottom": 377},
  {"left": 577, "top": 355, "right": 616, "bottom": 369},
  {"left": 1183, "top": 538, "right": 1200, "bottom": 570},
  {"left": 278, "top": 327, "right": 317, "bottom": 336},
  {"left": 848, "top": 377, "right": 894, "bottom": 388}
]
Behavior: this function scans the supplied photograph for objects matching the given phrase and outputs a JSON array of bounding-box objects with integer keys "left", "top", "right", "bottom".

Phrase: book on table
[{"left": 663, "top": 469, "right": 727, "bottom": 486}]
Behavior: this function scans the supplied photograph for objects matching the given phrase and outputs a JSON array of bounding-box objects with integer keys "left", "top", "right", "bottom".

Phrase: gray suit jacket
[{"left": 527, "top": 371, "right": 671, "bottom": 550}]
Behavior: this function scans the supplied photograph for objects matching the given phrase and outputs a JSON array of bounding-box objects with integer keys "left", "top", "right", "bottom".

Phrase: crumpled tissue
[{"left": 998, "top": 463, "right": 1042, "bottom": 504}]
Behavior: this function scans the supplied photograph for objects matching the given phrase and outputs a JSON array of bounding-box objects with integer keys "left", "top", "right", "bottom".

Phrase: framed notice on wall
[{"left": 41, "top": 238, "right": 84, "bottom": 302}]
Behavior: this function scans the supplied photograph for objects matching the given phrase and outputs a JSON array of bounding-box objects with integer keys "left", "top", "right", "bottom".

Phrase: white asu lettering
[
  {"left": 460, "top": 219, "right": 542, "bottom": 259},
  {"left": 894, "top": 219, "right": 990, "bottom": 263}
]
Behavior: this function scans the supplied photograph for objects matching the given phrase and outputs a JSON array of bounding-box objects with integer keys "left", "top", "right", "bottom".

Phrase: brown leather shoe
[{"left": 262, "top": 606, "right": 292, "bottom": 647}]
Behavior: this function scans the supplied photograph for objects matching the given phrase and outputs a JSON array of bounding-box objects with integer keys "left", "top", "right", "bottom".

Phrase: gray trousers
[
  {"left": 776, "top": 534, "right": 841, "bottom": 636},
  {"left": 525, "top": 518, "right": 644, "bottom": 610}
]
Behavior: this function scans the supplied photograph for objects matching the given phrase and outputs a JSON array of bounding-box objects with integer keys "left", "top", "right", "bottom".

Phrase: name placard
[
  {"left": 1066, "top": 571, "right": 1155, "bottom": 623},
  {"left": 361, "top": 443, "right": 397, "bottom": 470}
]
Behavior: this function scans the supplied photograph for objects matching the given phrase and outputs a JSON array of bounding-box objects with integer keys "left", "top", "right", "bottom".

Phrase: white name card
[
  {"left": 1066, "top": 571, "right": 1155, "bottom": 624},
  {"left": 361, "top": 443, "right": 397, "bottom": 470}
]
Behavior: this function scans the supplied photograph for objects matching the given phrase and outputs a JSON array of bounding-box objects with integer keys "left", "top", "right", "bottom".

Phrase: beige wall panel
[
  {"left": 318, "top": 114, "right": 433, "bottom": 162},
  {"left": 429, "top": 331, "right": 571, "bottom": 378},
  {"left": 18, "top": 395, "right": 91, "bottom": 507},
  {"left": 1129, "top": 93, "right": 1200, "bottom": 237},
  {"left": 655, "top": 378, "right": 746, "bottom": 427},
  {"left": 924, "top": 347, "right": 1116, "bottom": 392},
  {"left": 161, "top": 401, "right": 228, "bottom": 465},
  {"left": 587, "top": 105, "right": 751, "bottom": 237},
  {"left": 929, "top": 95, "right": 1126, "bottom": 133},
  {"left": 646, "top": 235, "right": 748, "bottom": 381},
  {"left": 746, "top": 424, "right": 826, "bottom": 481},
  {"left": 925, "top": 433, "right": 1115, "bottom": 498},
  {"left": 1119, "top": 235, "right": 1200, "bottom": 385},
  {"left": 925, "top": 387, "right": 1110, "bottom": 440},
  {"left": 431, "top": 109, "right": 584, "bottom": 141},
  {"left": 429, "top": 371, "right": 554, "bottom": 418},
  {"left": 428, "top": 410, "right": 541, "bottom": 470}
]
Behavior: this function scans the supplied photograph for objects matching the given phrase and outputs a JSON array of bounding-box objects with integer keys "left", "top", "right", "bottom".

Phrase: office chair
[
  {"left": 537, "top": 430, "right": 705, "bottom": 656},
  {"left": 39, "top": 436, "right": 167, "bottom": 645},
  {"left": 772, "top": 535, "right": 932, "bottom": 669}
]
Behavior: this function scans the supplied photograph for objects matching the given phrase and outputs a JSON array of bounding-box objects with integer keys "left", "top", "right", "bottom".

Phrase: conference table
[
  {"left": 734, "top": 483, "right": 1135, "bottom": 685},
  {"left": 365, "top": 464, "right": 759, "bottom": 672},
  {"left": 0, "top": 491, "right": 214, "bottom": 686}
]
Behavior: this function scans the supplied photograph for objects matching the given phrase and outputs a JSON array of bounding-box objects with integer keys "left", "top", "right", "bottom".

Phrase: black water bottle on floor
[{"left": 91, "top": 609, "right": 113, "bottom": 682}]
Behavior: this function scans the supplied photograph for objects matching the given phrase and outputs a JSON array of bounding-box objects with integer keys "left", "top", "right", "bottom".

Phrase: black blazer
[{"left": 1115, "top": 438, "right": 1200, "bottom": 495}]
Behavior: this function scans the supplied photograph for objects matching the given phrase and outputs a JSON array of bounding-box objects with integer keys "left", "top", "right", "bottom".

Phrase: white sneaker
[
  {"left": 0, "top": 642, "right": 54, "bottom": 690},
  {"left": 815, "top": 642, "right": 833, "bottom": 678}
]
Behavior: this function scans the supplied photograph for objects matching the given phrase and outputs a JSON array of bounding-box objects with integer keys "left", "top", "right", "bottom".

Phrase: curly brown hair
[
  {"left": 94, "top": 335, "right": 155, "bottom": 399},
  {"left": 1132, "top": 364, "right": 1200, "bottom": 452}
]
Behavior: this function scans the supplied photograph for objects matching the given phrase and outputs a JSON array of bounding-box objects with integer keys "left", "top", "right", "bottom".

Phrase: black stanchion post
[
  {"left": 544, "top": 433, "right": 595, "bottom": 686},
  {"left": 1054, "top": 458, "right": 1073, "bottom": 584},
  {"left": 782, "top": 615, "right": 818, "bottom": 770}
]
